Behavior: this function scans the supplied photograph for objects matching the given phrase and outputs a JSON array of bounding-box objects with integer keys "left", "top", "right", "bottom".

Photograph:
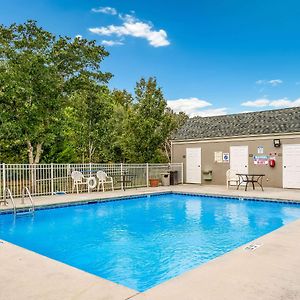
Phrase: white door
[
  {"left": 230, "top": 146, "right": 248, "bottom": 176},
  {"left": 283, "top": 144, "right": 300, "bottom": 188},
  {"left": 186, "top": 148, "right": 201, "bottom": 183}
]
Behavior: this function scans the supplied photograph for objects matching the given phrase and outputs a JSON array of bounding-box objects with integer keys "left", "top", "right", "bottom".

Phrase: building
[{"left": 171, "top": 107, "right": 300, "bottom": 188}]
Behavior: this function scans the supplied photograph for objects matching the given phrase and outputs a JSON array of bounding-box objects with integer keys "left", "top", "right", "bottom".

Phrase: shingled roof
[{"left": 173, "top": 107, "right": 300, "bottom": 141}]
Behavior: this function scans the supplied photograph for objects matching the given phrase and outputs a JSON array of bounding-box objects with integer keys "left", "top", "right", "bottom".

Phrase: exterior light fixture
[{"left": 273, "top": 139, "right": 281, "bottom": 148}]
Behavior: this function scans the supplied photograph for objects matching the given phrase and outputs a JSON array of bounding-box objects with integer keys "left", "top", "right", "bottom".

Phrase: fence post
[
  {"left": 146, "top": 163, "right": 149, "bottom": 187},
  {"left": 51, "top": 163, "right": 54, "bottom": 195},
  {"left": 120, "top": 163, "right": 123, "bottom": 191},
  {"left": 181, "top": 162, "right": 184, "bottom": 184},
  {"left": 2, "top": 163, "right": 6, "bottom": 199},
  {"left": 89, "top": 162, "right": 92, "bottom": 177}
]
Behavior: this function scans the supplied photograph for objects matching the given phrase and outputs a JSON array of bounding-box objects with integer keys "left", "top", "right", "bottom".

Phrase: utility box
[
  {"left": 169, "top": 171, "right": 178, "bottom": 185},
  {"left": 202, "top": 170, "right": 213, "bottom": 181},
  {"left": 161, "top": 173, "right": 170, "bottom": 186}
]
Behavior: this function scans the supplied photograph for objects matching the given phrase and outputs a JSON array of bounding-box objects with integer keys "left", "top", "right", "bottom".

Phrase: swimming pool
[{"left": 1, "top": 193, "right": 300, "bottom": 292}]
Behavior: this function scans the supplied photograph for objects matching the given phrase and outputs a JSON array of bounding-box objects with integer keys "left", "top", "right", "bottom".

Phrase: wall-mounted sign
[
  {"left": 257, "top": 146, "right": 264, "bottom": 154},
  {"left": 214, "top": 151, "right": 223, "bottom": 163},
  {"left": 223, "top": 153, "right": 230, "bottom": 163},
  {"left": 253, "top": 155, "right": 269, "bottom": 165}
]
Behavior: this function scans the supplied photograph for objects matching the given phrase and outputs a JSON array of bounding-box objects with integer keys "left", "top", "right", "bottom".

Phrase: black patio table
[
  {"left": 112, "top": 173, "right": 137, "bottom": 191},
  {"left": 236, "top": 173, "right": 265, "bottom": 191}
]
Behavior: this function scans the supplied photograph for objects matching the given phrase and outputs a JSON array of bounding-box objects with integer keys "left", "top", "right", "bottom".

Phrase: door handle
[{"left": 284, "top": 166, "right": 286, "bottom": 168}]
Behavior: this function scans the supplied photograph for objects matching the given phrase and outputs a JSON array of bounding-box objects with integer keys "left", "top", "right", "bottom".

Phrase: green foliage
[
  {"left": 0, "top": 20, "right": 111, "bottom": 163},
  {"left": 121, "top": 77, "right": 181, "bottom": 163},
  {"left": 0, "top": 21, "right": 187, "bottom": 164}
]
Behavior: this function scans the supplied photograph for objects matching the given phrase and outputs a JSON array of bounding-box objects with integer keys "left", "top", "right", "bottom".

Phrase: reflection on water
[
  {"left": 0, "top": 194, "right": 300, "bottom": 292},
  {"left": 226, "top": 203, "right": 249, "bottom": 226},
  {"left": 185, "top": 200, "right": 202, "bottom": 221}
]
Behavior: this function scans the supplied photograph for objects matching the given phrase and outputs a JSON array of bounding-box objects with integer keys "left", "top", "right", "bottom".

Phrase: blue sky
[{"left": 1, "top": 0, "right": 300, "bottom": 116}]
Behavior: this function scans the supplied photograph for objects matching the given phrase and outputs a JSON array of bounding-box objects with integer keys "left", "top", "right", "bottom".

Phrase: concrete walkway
[
  {"left": 0, "top": 241, "right": 137, "bottom": 300},
  {"left": 133, "top": 218, "right": 300, "bottom": 300},
  {"left": 1, "top": 185, "right": 300, "bottom": 299},
  {"left": 1, "top": 184, "right": 300, "bottom": 212}
]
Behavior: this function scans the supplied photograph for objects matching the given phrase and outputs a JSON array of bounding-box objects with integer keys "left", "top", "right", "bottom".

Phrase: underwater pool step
[{"left": 15, "top": 209, "right": 35, "bottom": 216}]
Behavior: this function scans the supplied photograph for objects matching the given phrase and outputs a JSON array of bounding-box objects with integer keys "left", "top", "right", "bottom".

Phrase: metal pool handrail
[
  {"left": 4, "top": 187, "right": 16, "bottom": 215},
  {"left": 22, "top": 186, "right": 35, "bottom": 213}
]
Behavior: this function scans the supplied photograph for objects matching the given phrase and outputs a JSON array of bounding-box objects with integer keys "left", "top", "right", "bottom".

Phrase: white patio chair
[
  {"left": 226, "top": 169, "right": 239, "bottom": 189},
  {"left": 96, "top": 171, "right": 114, "bottom": 192},
  {"left": 71, "top": 171, "right": 90, "bottom": 194}
]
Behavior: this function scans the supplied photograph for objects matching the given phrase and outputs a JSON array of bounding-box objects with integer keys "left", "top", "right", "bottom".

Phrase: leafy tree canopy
[
  {"left": 0, "top": 20, "right": 188, "bottom": 164},
  {"left": 0, "top": 20, "right": 111, "bottom": 163}
]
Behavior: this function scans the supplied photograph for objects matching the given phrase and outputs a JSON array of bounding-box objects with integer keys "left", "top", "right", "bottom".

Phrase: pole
[
  {"left": 146, "top": 163, "right": 149, "bottom": 187},
  {"left": 2, "top": 163, "right": 6, "bottom": 200},
  {"left": 120, "top": 163, "right": 123, "bottom": 191},
  {"left": 51, "top": 163, "right": 54, "bottom": 195}
]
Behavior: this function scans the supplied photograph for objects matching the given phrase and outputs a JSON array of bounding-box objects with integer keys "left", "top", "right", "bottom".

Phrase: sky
[{"left": 1, "top": 0, "right": 300, "bottom": 117}]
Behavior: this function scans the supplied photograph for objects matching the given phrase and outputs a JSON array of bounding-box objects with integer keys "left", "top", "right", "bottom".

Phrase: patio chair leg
[{"left": 102, "top": 183, "right": 105, "bottom": 192}]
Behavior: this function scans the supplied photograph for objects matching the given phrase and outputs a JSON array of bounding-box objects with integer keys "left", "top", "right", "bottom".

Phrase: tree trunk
[
  {"left": 163, "top": 140, "right": 171, "bottom": 163},
  {"left": 34, "top": 143, "right": 43, "bottom": 164},
  {"left": 88, "top": 140, "right": 94, "bottom": 163},
  {"left": 27, "top": 141, "right": 34, "bottom": 164},
  {"left": 26, "top": 141, "right": 43, "bottom": 164}
]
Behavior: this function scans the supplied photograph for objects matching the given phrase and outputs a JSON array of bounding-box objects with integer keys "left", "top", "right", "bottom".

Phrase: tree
[
  {"left": 123, "top": 77, "right": 177, "bottom": 162},
  {"left": 0, "top": 20, "right": 111, "bottom": 164},
  {"left": 108, "top": 89, "right": 134, "bottom": 162},
  {"left": 162, "top": 109, "right": 188, "bottom": 162},
  {"left": 63, "top": 85, "right": 114, "bottom": 163}
]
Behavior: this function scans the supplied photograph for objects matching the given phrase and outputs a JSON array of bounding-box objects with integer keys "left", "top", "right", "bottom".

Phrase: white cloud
[
  {"left": 241, "top": 98, "right": 270, "bottom": 107},
  {"left": 167, "top": 97, "right": 227, "bottom": 117},
  {"left": 75, "top": 35, "right": 82, "bottom": 39},
  {"left": 255, "top": 80, "right": 265, "bottom": 85},
  {"left": 255, "top": 79, "right": 283, "bottom": 86},
  {"left": 101, "top": 40, "right": 124, "bottom": 46},
  {"left": 92, "top": 7, "right": 117, "bottom": 15},
  {"left": 89, "top": 14, "right": 170, "bottom": 47},
  {"left": 195, "top": 108, "right": 228, "bottom": 117},
  {"left": 239, "top": 110, "right": 253, "bottom": 114},
  {"left": 241, "top": 97, "right": 300, "bottom": 108},
  {"left": 269, "top": 79, "right": 283, "bottom": 86}
]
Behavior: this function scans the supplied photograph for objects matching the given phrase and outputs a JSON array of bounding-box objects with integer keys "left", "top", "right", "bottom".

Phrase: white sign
[
  {"left": 214, "top": 151, "right": 223, "bottom": 163},
  {"left": 257, "top": 146, "right": 264, "bottom": 154},
  {"left": 223, "top": 153, "right": 230, "bottom": 162},
  {"left": 254, "top": 155, "right": 269, "bottom": 165}
]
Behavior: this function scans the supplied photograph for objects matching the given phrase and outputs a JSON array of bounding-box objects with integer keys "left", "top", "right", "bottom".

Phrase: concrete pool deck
[
  {"left": 1, "top": 184, "right": 300, "bottom": 299},
  {"left": 1, "top": 184, "right": 300, "bottom": 212}
]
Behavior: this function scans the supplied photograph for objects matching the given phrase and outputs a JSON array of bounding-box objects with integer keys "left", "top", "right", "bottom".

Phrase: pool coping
[
  {"left": 1, "top": 188, "right": 300, "bottom": 215},
  {"left": 1, "top": 185, "right": 300, "bottom": 299}
]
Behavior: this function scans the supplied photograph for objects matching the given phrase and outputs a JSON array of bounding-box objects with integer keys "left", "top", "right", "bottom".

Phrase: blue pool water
[{"left": 1, "top": 193, "right": 300, "bottom": 291}]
